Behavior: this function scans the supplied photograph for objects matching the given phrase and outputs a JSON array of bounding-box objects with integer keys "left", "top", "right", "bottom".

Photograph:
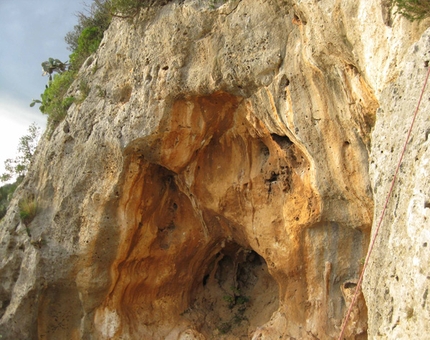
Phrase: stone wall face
[
  {"left": 0, "top": 0, "right": 429, "bottom": 339},
  {"left": 364, "top": 30, "right": 430, "bottom": 339}
]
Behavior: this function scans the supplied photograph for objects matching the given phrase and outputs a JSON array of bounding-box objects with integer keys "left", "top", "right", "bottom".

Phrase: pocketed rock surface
[{"left": 0, "top": 0, "right": 429, "bottom": 339}]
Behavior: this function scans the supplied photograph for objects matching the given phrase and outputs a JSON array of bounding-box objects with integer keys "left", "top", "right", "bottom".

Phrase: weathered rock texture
[
  {"left": 364, "top": 29, "right": 430, "bottom": 339},
  {"left": 0, "top": 0, "right": 429, "bottom": 339}
]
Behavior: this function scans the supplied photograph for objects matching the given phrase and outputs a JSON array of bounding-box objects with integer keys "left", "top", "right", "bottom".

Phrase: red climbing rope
[{"left": 337, "top": 64, "right": 430, "bottom": 340}]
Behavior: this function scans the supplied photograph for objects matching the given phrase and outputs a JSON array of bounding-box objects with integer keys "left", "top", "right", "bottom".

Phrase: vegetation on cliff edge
[
  {"left": 391, "top": 0, "right": 430, "bottom": 21},
  {"left": 30, "top": 0, "right": 180, "bottom": 133}
]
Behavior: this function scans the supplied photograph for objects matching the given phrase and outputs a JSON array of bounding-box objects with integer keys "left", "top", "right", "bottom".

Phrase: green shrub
[
  {"left": 39, "top": 71, "right": 76, "bottom": 129},
  {"left": 65, "top": 0, "right": 112, "bottom": 52},
  {"left": 32, "top": 0, "right": 181, "bottom": 133},
  {"left": 69, "top": 26, "right": 104, "bottom": 70},
  {"left": 34, "top": 24, "right": 100, "bottom": 131},
  {"left": 391, "top": 0, "right": 430, "bottom": 21},
  {"left": 223, "top": 294, "right": 235, "bottom": 308},
  {"left": 19, "top": 198, "right": 38, "bottom": 225}
]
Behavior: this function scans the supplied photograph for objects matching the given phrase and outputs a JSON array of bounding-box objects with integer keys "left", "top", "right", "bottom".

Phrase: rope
[{"left": 337, "top": 64, "right": 430, "bottom": 340}]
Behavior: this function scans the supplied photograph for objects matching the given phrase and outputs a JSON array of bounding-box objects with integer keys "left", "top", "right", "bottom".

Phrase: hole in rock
[
  {"left": 292, "top": 14, "right": 301, "bottom": 25},
  {"left": 343, "top": 281, "right": 357, "bottom": 289},
  {"left": 265, "top": 171, "right": 279, "bottom": 183},
  {"left": 0, "top": 299, "right": 10, "bottom": 319},
  {"left": 183, "top": 241, "right": 279, "bottom": 337},
  {"left": 118, "top": 83, "right": 132, "bottom": 103},
  {"left": 259, "top": 141, "right": 270, "bottom": 163},
  {"left": 279, "top": 75, "right": 290, "bottom": 100},
  {"left": 271, "top": 133, "right": 293, "bottom": 151}
]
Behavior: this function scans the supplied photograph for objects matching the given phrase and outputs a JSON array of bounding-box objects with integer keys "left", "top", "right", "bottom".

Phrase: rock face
[
  {"left": 0, "top": 0, "right": 429, "bottom": 339},
  {"left": 364, "top": 30, "right": 430, "bottom": 339}
]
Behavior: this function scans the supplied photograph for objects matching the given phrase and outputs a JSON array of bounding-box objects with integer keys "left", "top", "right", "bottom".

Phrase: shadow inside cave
[{"left": 182, "top": 241, "right": 279, "bottom": 338}]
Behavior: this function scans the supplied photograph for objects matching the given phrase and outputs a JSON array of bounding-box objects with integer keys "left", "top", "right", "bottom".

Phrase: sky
[{"left": 0, "top": 0, "right": 87, "bottom": 179}]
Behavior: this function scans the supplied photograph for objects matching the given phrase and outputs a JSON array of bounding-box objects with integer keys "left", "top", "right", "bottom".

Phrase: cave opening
[
  {"left": 98, "top": 89, "right": 372, "bottom": 338},
  {"left": 182, "top": 240, "right": 279, "bottom": 338},
  {"left": 271, "top": 133, "right": 293, "bottom": 151}
]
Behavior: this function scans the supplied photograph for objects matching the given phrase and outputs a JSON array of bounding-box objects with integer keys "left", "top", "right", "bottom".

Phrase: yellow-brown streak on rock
[
  {"left": 92, "top": 91, "right": 340, "bottom": 338},
  {"left": 159, "top": 92, "right": 241, "bottom": 174}
]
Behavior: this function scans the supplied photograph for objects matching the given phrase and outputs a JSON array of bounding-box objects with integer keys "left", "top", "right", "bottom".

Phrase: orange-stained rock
[
  {"left": 73, "top": 89, "right": 367, "bottom": 339},
  {"left": 1, "top": 1, "right": 429, "bottom": 339}
]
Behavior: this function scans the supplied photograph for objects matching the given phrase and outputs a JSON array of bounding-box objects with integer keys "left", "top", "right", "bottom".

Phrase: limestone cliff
[{"left": 0, "top": 0, "right": 429, "bottom": 339}]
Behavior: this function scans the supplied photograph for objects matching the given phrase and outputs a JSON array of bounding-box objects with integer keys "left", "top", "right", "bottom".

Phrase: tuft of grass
[
  {"left": 19, "top": 198, "right": 38, "bottom": 225},
  {"left": 79, "top": 80, "right": 91, "bottom": 102},
  {"left": 223, "top": 294, "right": 235, "bottom": 308},
  {"left": 96, "top": 85, "right": 106, "bottom": 98},
  {"left": 391, "top": 0, "right": 430, "bottom": 21}
]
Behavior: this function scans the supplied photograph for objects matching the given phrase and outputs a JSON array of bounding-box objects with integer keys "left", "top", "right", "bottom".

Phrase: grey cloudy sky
[{"left": 0, "top": 0, "right": 86, "bottom": 177}]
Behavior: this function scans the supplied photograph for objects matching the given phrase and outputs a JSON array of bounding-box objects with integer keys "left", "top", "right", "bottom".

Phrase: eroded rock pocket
[{"left": 182, "top": 241, "right": 279, "bottom": 338}]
